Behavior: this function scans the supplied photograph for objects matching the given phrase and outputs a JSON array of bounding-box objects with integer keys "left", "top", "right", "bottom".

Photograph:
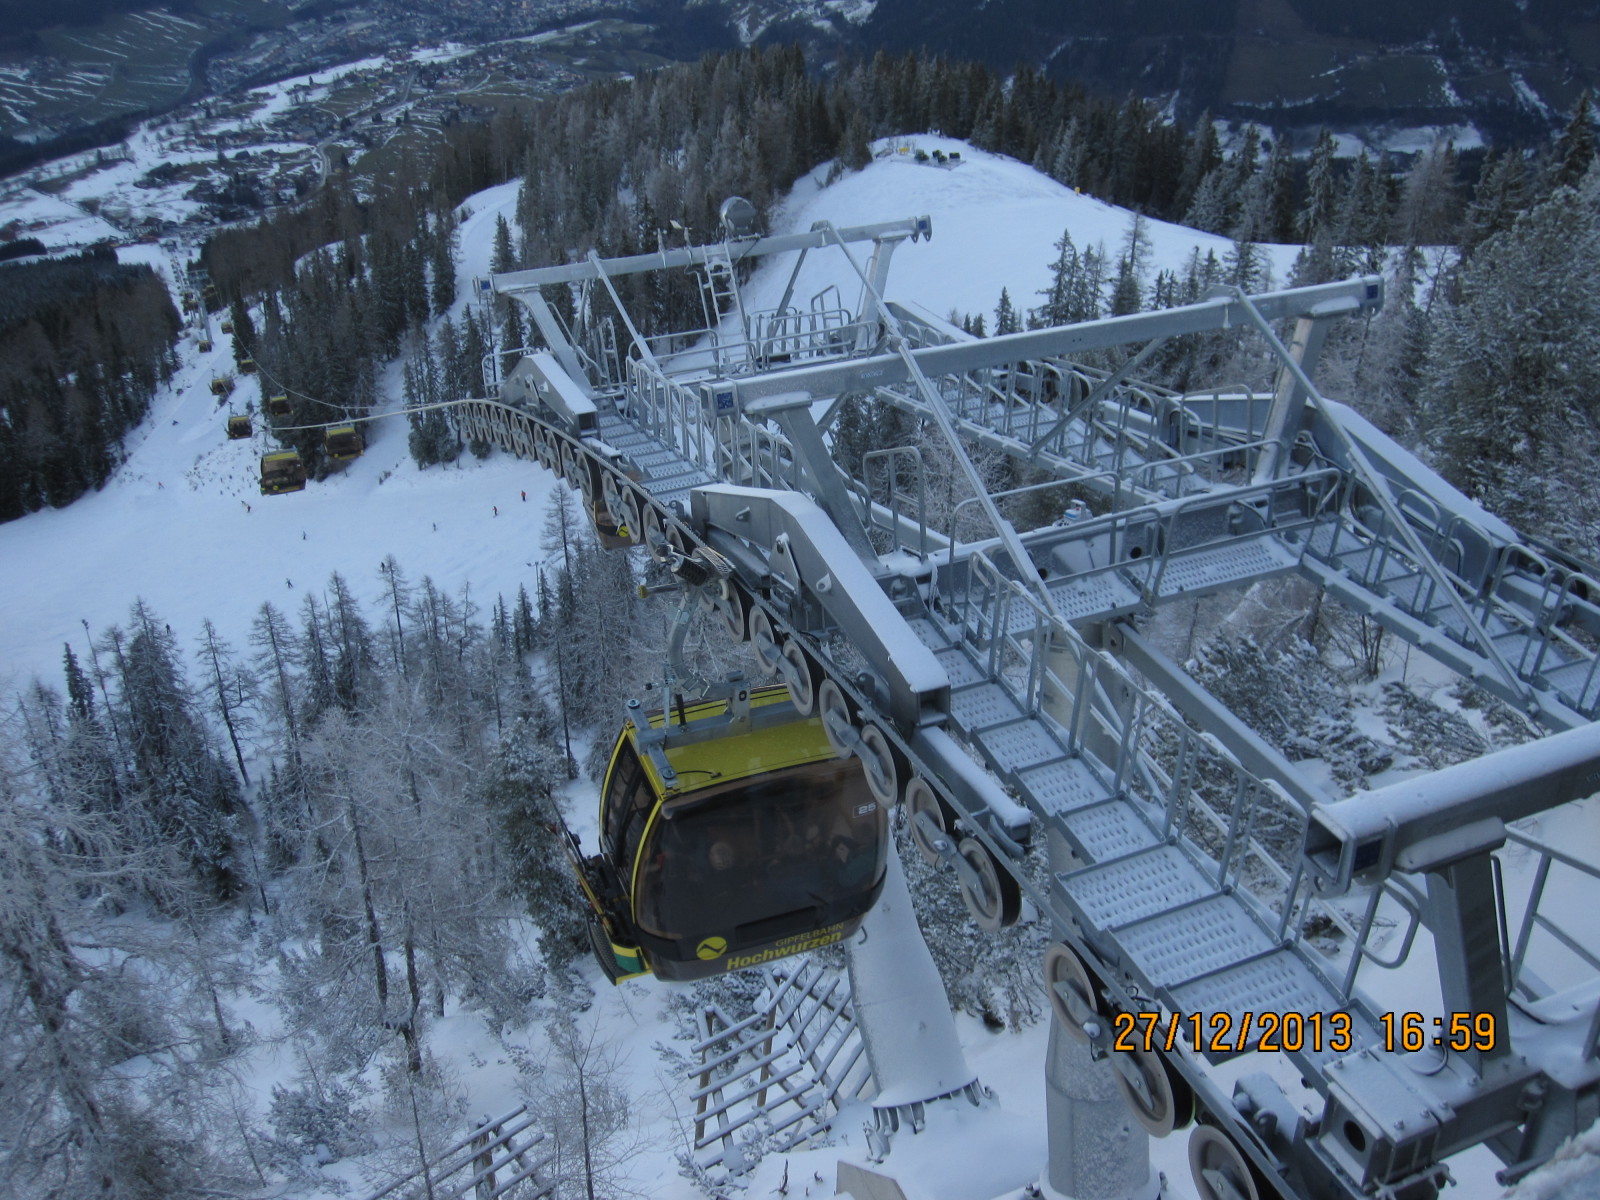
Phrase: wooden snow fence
[
  {"left": 358, "top": 1104, "right": 554, "bottom": 1200},
  {"left": 690, "top": 961, "right": 874, "bottom": 1177}
]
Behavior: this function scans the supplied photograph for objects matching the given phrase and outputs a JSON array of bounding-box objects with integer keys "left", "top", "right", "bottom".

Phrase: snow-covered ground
[
  {"left": 749, "top": 135, "right": 1304, "bottom": 326},
  {"left": 0, "top": 136, "right": 1571, "bottom": 1199}
]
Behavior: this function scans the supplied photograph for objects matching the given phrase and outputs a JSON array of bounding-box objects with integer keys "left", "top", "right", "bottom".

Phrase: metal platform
[{"left": 473, "top": 223, "right": 1600, "bottom": 1200}]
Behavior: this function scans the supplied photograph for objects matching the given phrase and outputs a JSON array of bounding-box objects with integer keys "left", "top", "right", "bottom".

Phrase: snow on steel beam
[
  {"left": 725, "top": 276, "right": 1384, "bottom": 407},
  {"left": 691, "top": 484, "right": 949, "bottom": 733},
  {"left": 1305, "top": 719, "right": 1600, "bottom": 893},
  {"left": 488, "top": 216, "right": 932, "bottom": 292}
]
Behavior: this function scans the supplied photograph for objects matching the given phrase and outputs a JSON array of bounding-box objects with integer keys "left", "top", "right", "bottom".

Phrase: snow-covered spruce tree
[
  {"left": 429, "top": 208, "right": 457, "bottom": 318},
  {"left": 263, "top": 1073, "right": 370, "bottom": 1173},
  {"left": 1109, "top": 213, "right": 1150, "bottom": 318},
  {"left": 1314, "top": 243, "right": 1433, "bottom": 443},
  {"left": 1459, "top": 148, "right": 1531, "bottom": 259},
  {"left": 110, "top": 601, "right": 242, "bottom": 901},
  {"left": 1423, "top": 165, "right": 1600, "bottom": 550},
  {"left": 483, "top": 714, "right": 588, "bottom": 973},
  {"left": 1033, "top": 228, "right": 1106, "bottom": 330},
  {"left": 993, "top": 287, "right": 1019, "bottom": 335},
  {"left": 0, "top": 706, "right": 236, "bottom": 1199}
]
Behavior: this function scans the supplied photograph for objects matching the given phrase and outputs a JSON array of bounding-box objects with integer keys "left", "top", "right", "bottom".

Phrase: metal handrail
[{"left": 1504, "top": 826, "right": 1600, "bottom": 1002}]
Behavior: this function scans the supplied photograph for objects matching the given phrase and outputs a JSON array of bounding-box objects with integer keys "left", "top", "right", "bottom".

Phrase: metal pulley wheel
[
  {"left": 856, "top": 723, "right": 900, "bottom": 807},
  {"left": 642, "top": 506, "right": 670, "bottom": 562},
  {"left": 1042, "top": 942, "right": 1104, "bottom": 1039},
  {"left": 1113, "top": 1041, "right": 1194, "bottom": 1137},
  {"left": 817, "top": 679, "right": 853, "bottom": 756},
  {"left": 904, "top": 777, "right": 952, "bottom": 864},
  {"left": 956, "top": 837, "right": 1021, "bottom": 933},
  {"left": 780, "top": 640, "right": 816, "bottom": 715},
  {"left": 747, "top": 608, "right": 781, "bottom": 676},
  {"left": 601, "top": 470, "right": 623, "bottom": 523},
  {"left": 714, "top": 579, "right": 746, "bottom": 640},
  {"left": 1188, "top": 1126, "right": 1261, "bottom": 1200},
  {"left": 619, "top": 490, "right": 644, "bottom": 545}
]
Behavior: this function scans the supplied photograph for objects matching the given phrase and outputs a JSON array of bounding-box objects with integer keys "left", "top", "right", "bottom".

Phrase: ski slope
[
  {"left": 0, "top": 140, "right": 1298, "bottom": 693},
  {"left": 0, "top": 138, "right": 1533, "bottom": 1199}
]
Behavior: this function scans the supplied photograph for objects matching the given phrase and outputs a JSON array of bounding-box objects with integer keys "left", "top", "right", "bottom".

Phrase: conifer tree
[
  {"left": 1299, "top": 128, "right": 1340, "bottom": 243},
  {"left": 1423, "top": 168, "right": 1600, "bottom": 548},
  {"left": 481, "top": 717, "right": 586, "bottom": 969},
  {"left": 429, "top": 214, "right": 457, "bottom": 317},
  {"left": 1555, "top": 89, "right": 1596, "bottom": 188},
  {"left": 993, "top": 287, "right": 1019, "bottom": 335},
  {"left": 196, "top": 618, "right": 255, "bottom": 784},
  {"left": 114, "top": 601, "right": 242, "bottom": 899}
]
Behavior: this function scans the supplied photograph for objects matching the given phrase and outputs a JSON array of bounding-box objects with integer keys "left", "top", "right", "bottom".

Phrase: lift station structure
[{"left": 444, "top": 202, "right": 1600, "bottom": 1200}]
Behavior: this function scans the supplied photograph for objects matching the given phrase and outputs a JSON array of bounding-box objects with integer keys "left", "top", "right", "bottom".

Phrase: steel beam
[
  {"left": 723, "top": 277, "right": 1383, "bottom": 406},
  {"left": 490, "top": 217, "right": 931, "bottom": 292}
]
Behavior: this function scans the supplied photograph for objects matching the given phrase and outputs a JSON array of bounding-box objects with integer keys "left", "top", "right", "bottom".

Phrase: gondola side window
[{"left": 602, "top": 743, "right": 654, "bottom": 869}]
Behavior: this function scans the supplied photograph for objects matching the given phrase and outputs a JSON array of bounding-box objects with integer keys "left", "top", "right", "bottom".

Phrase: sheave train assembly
[{"left": 443, "top": 198, "right": 1600, "bottom": 1199}]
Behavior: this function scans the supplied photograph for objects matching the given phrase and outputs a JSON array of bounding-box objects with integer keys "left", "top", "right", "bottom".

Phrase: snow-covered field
[
  {"left": 752, "top": 135, "right": 1304, "bottom": 326},
  {"left": 0, "top": 136, "right": 1561, "bottom": 1198}
]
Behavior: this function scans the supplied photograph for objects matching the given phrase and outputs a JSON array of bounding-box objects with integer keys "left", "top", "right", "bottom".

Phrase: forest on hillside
[
  {"left": 196, "top": 47, "right": 1600, "bottom": 514},
  {"left": 0, "top": 248, "right": 180, "bottom": 522}
]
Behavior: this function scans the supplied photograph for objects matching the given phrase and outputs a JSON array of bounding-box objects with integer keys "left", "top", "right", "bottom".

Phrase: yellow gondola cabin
[
  {"left": 572, "top": 685, "right": 887, "bottom": 983},
  {"left": 324, "top": 424, "right": 363, "bottom": 460},
  {"left": 259, "top": 450, "right": 306, "bottom": 494}
]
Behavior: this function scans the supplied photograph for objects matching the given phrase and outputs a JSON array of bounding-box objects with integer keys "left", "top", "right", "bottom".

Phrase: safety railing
[
  {"left": 857, "top": 446, "right": 928, "bottom": 559},
  {"left": 882, "top": 370, "right": 1285, "bottom": 506},
  {"left": 714, "top": 414, "right": 802, "bottom": 493},
  {"left": 1504, "top": 826, "right": 1600, "bottom": 1058},
  {"left": 1171, "top": 385, "right": 1275, "bottom": 448},
  {"left": 638, "top": 306, "right": 864, "bottom": 380},
  {"left": 747, "top": 305, "right": 858, "bottom": 366},
  {"left": 1308, "top": 477, "right": 1600, "bottom": 717},
  {"left": 622, "top": 358, "right": 718, "bottom": 467},
  {"left": 621, "top": 357, "right": 811, "bottom": 496},
  {"left": 944, "top": 470, "right": 1336, "bottom": 616},
  {"left": 944, "top": 547, "right": 1415, "bottom": 1006}
]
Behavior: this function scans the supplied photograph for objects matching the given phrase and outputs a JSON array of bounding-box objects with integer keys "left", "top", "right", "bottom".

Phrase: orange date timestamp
[{"left": 1111, "top": 1009, "right": 1354, "bottom": 1055}]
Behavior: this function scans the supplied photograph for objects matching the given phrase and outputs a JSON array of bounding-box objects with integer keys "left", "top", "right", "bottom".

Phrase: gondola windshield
[{"left": 635, "top": 754, "right": 884, "bottom": 943}]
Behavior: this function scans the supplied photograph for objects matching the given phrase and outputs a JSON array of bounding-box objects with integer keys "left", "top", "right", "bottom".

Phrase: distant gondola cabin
[
  {"left": 265, "top": 394, "right": 291, "bottom": 418},
  {"left": 259, "top": 450, "right": 306, "bottom": 495},
  {"left": 210, "top": 377, "right": 232, "bottom": 397},
  {"left": 574, "top": 686, "right": 887, "bottom": 983},
  {"left": 220, "top": 319, "right": 234, "bottom": 334},
  {"left": 239, "top": 356, "right": 257, "bottom": 374},
  {"left": 226, "top": 415, "right": 252, "bottom": 439},
  {"left": 324, "top": 424, "right": 363, "bottom": 460},
  {"left": 198, "top": 338, "right": 213, "bottom": 353}
]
